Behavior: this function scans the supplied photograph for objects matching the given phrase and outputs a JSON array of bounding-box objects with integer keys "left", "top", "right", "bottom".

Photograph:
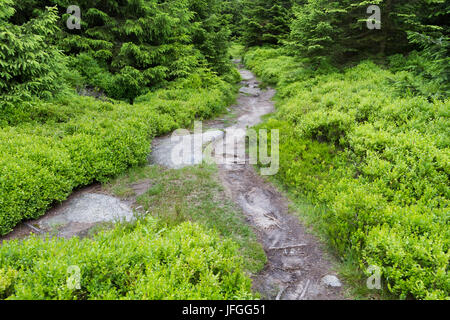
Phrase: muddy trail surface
[
  {"left": 219, "top": 67, "right": 344, "bottom": 300},
  {"left": 151, "top": 62, "right": 345, "bottom": 300}
]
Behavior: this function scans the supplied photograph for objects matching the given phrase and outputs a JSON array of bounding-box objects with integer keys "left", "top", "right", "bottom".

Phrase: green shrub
[
  {"left": 0, "top": 217, "right": 255, "bottom": 300},
  {"left": 0, "top": 70, "right": 235, "bottom": 235},
  {"left": 243, "top": 47, "right": 300, "bottom": 85},
  {"left": 0, "top": 268, "right": 18, "bottom": 299},
  {"left": 245, "top": 48, "right": 450, "bottom": 299}
]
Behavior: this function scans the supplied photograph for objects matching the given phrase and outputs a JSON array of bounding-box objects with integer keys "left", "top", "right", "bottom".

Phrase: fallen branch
[
  {"left": 275, "top": 286, "right": 287, "bottom": 300},
  {"left": 298, "top": 279, "right": 310, "bottom": 300},
  {"left": 263, "top": 212, "right": 280, "bottom": 223},
  {"left": 25, "top": 223, "right": 42, "bottom": 234},
  {"left": 268, "top": 244, "right": 307, "bottom": 250}
]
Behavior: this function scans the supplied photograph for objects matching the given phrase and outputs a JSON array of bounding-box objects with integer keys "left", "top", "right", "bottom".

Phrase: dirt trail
[
  {"left": 220, "top": 167, "right": 344, "bottom": 300},
  {"left": 214, "top": 64, "right": 344, "bottom": 300}
]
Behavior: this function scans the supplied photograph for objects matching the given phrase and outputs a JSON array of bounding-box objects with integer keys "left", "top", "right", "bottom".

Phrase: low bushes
[
  {"left": 0, "top": 217, "right": 255, "bottom": 299},
  {"left": 243, "top": 47, "right": 301, "bottom": 86},
  {"left": 246, "top": 48, "right": 449, "bottom": 299},
  {"left": 0, "top": 70, "right": 237, "bottom": 235}
]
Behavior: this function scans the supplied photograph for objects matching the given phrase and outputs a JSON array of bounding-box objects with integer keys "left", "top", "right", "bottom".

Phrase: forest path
[{"left": 151, "top": 62, "right": 345, "bottom": 300}]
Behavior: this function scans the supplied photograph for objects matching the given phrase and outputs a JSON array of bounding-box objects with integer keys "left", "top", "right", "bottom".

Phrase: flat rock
[
  {"left": 321, "top": 275, "right": 342, "bottom": 288},
  {"left": 39, "top": 193, "right": 134, "bottom": 228},
  {"left": 239, "top": 86, "right": 260, "bottom": 96}
]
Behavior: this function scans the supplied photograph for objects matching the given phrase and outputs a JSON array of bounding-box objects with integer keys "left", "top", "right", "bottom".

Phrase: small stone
[{"left": 321, "top": 275, "right": 342, "bottom": 288}]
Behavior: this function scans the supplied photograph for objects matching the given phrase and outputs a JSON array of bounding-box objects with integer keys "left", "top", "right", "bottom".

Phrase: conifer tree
[
  {"left": 0, "top": 1, "right": 66, "bottom": 106},
  {"left": 241, "top": 0, "right": 294, "bottom": 46},
  {"left": 289, "top": 0, "right": 449, "bottom": 64},
  {"left": 187, "top": 0, "right": 233, "bottom": 75},
  {"left": 220, "top": 0, "right": 245, "bottom": 39},
  {"left": 8, "top": 0, "right": 234, "bottom": 102}
]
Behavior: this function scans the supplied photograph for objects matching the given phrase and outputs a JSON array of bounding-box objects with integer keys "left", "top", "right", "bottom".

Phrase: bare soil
[{"left": 213, "top": 64, "right": 345, "bottom": 299}]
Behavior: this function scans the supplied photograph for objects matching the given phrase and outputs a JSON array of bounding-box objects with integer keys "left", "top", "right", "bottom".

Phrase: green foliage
[
  {"left": 0, "top": 2, "right": 67, "bottom": 108},
  {"left": 106, "top": 165, "right": 267, "bottom": 274},
  {"left": 187, "top": 0, "right": 234, "bottom": 75},
  {"left": 241, "top": 0, "right": 293, "bottom": 46},
  {"left": 243, "top": 47, "right": 302, "bottom": 85},
  {"left": 242, "top": 0, "right": 449, "bottom": 97},
  {"left": 388, "top": 33, "right": 449, "bottom": 99},
  {"left": 9, "top": 0, "right": 235, "bottom": 102},
  {"left": 60, "top": 0, "right": 203, "bottom": 102},
  {"left": 245, "top": 48, "right": 450, "bottom": 300},
  {"left": 0, "top": 71, "right": 235, "bottom": 235},
  {"left": 1, "top": 0, "right": 448, "bottom": 300},
  {"left": 289, "top": 0, "right": 346, "bottom": 63},
  {"left": 0, "top": 268, "right": 18, "bottom": 299},
  {"left": 0, "top": 217, "right": 255, "bottom": 299},
  {"left": 288, "top": 0, "right": 450, "bottom": 65},
  {"left": 220, "top": 0, "right": 245, "bottom": 39}
]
